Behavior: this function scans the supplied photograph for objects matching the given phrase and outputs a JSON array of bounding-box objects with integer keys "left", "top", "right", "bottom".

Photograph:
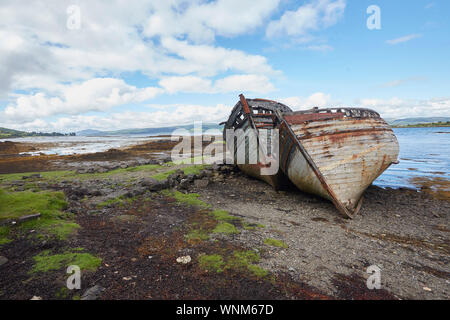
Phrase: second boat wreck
[{"left": 222, "top": 94, "right": 400, "bottom": 218}]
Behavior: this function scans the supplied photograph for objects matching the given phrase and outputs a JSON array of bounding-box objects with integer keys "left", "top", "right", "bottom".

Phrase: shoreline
[{"left": 0, "top": 138, "right": 448, "bottom": 300}]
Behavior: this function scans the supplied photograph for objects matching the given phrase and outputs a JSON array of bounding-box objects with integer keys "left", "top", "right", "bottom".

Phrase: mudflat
[{"left": 0, "top": 138, "right": 448, "bottom": 300}]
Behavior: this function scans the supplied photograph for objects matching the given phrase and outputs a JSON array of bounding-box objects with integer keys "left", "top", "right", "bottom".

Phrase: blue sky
[{"left": 0, "top": 0, "right": 449, "bottom": 132}]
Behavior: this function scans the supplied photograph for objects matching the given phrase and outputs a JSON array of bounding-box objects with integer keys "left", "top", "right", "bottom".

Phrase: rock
[
  {"left": 197, "top": 171, "right": 206, "bottom": 179},
  {"left": 179, "top": 179, "right": 190, "bottom": 190},
  {"left": 194, "top": 179, "right": 209, "bottom": 188},
  {"left": 176, "top": 256, "right": 191, "bottom": 264},
  {"left": 0, "top": 256, "right": 8, "bottom": 267},
  {"left": 125, "top": 187, "right": 146, "bottom": 198},
  {"left": 154, "top": 154, "right": 172, "bottom": 163},
  {"left": 22, "top": 173, "right": 42, "bottom": 180},
  {"left": 81, "top": 285, "right": 105, "bottom": 300},
  {"left": 112, "top": 215, "right": 138, "bottom": 223},
  {"left": 89, "top": 189, "right": 103, "bottom": 197},
  {"left": 86, "top": 167, "right": 96, "bottom": 173},
  {"left": 140, "top": 178, "right": 168, "bottom": 191},
  {"left": 423, "top": 287, "right": 432, "bottom": 292},
  {"left": 18, "top": 213, "right": 41, "bottom": 223}
]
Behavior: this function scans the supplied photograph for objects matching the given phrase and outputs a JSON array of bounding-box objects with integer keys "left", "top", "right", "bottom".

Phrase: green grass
[
  {"left": 151, "top": 169, "right": 177, "bottom": 181},
  {"left": 22, "top": 218, "right": 80, "bottom": 240},
  {"left": 0, "top": 189, "right": 79, "bottom": 240},
  {"left": 185, "top": 228, "right": 210, "bottom": 241},
  {"left": 0, "top": 189, "right": 67, "bottom": 220},
  {"left": 55, "top": 287, "right": 70, "bottom": 299},
  {"left": 151, "top": 164, "right": 208, "bottom": 181},
  {"left": 162, "top": 190, "right": 211, "bottom": 208},
  {"left": 198, "top": 254, "right": 225, "bottom": 273},
  {"left": 0, "top": 226, "right": 12, "bottom": 246},
  {"left": 228, "top": 250, "right": 267, "bottom": 277},
  {"left": 30, "top": 249, "right": 102, "bottom": 274},
  {"left": 243, "top": 222, "right": 265, "bottom": 230},
  {"left": 182, "top": 164, "right": 208, "bottom": 175},
  {"left": 213, "top": 222, "right": 239, "bottom": 235},
  {"left": 198, "top": 250, "right": 268, "bottom": 278},
  {"left": 264, "top": 238, "right": 288, "bottom": 249},
  {"left": 0, "top": 164, "right": 165, "bottom": 184},
  {"left": 97, "top": 195, "right": 141, "bottom": 209},
  {"left": 210, "top": 209, "right": 238, "bottom": 222},
  {"left": 97, "top": 197, "right": 124, "bottom": 208},
  {"left": 0, "top": 170, "right": 74, "bottom": 183},
  {"left": 82, "top": 163, "right": 163, "bottom": 179},
  {"left": 247, "top": 264, "right": 269, "bottom": 277},
  {"left": 392, "top": 121, "right": 450, "bottom": 128}
]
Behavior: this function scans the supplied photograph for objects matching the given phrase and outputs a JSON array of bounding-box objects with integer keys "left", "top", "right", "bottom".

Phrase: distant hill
[
  {"left": 0, "top": 127, "right": 75, "bottom": 139},
  {"left": 0, "top": 127, "right": 25, "bottom": 139},
  {"left": 77, "top": 123, "right": 223, "bottom": 136},
  {"left": 388, "top": 117, "right": 450, "bottom": 126}
]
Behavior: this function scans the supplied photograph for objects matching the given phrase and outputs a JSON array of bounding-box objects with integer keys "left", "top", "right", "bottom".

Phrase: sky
[{"left": 1, "top": 0, "right": 449, "bottom": 133}]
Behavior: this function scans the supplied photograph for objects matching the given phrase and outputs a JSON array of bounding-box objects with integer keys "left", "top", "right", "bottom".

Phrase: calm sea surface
[
  {"left": 373, "top": 127, "right": 450, "bottom": 189},
  {"left": 2, "top": 127, "right": 449, "bottom": 189}
]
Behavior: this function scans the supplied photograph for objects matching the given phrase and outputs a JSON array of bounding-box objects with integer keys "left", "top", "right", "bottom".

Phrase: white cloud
[
  {"left": 279, "top": 92, "right": 333, "bottom": 109},
  {"left": 159, "top": 76, "right": 213, "bottom": 94},
  {"left": 280, "top": 93, "right": 450, "bottom": 119},
  {"left": 159, "top": 74, "right": 275, "bottom": 94},
  {"left": 0, "top": 104, "right": 233, "bottom": 133},
  {"left": 266, "top": 0, "right": 346, "bottom": 38},
  {"left": 160, "top": 38, "right": 276, "bottom": 77},
  {"left": 306, "top": 44, "right": 334, "bottom": 51},
  {"left": 143, "top": 0, "right": 280, "bottom": 42},
  {"left": 386, "top": 34, "right": 422, "bottom": 45},
  {"left": 358, "top": 97, "right": 450, "bottom": 118},
  {"left": 214, "top": 75, "right": 275, "bottom": 93},
  {"left": 2, "top": 78, "right": 162, "bottom": 122},
  {"left": 379, "top": 76, "right": 427, "bottom": 88},
  {"left": 0, "top": 0, "right": 279, "bottom": 97}
]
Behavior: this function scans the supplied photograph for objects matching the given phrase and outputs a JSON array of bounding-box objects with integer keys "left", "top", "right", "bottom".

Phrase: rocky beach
[{"left": 0, "top": 137, "right": 448, "bottom": 300}]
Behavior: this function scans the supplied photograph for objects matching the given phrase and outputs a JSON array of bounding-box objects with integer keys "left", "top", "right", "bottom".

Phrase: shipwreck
[{"left": 222, "top": 94, "right": 400, "bottom": 218}]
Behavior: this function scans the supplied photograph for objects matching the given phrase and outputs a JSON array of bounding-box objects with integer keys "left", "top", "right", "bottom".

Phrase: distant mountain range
[
  {"left": 2, "top": 117, "right": 449, "bottom": 139},
  {"left": 76, "top": 123, "right": 223, "bottom": 136},
  {"left": 386, "top": 117, "right": 450, "bottom": 126},
  {"left": 0, "top": 127, "right": 75, "bottom": 139},
  {"left": 78, "top": 117, "right": 450, "bottom": 136}
]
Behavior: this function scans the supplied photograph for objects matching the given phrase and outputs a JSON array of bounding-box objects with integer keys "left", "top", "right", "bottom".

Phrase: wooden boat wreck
[
  {"left": 222, "top": 95, "right": 292, "bottom": 189},
  {"left": 223, "top": 94, "right": 400, "bottom": 218}
]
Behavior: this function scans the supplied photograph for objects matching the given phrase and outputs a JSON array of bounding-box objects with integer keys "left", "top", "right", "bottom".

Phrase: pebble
[
  {"left": 0, "top": 256, "right": 8, "bottom": 267},
  {"left": 176, "top": 256, "right": 192, "bottom": 264},
  {"left": 81, "top": 285, "right": 105, "bottom": 300}
]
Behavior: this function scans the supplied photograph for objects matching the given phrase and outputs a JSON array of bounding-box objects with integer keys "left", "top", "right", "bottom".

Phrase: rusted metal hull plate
[{"left": 283, "top": 116, "right": 399, "bottom": 214}]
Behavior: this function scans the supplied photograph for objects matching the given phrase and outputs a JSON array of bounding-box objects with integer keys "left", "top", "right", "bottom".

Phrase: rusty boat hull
[
  {"left": 222, "top": 95, "right": 292, "bottom": 189},
  {"left": 223, "top": 95, "right": 400, "bottom": 218},
  {"left": 277, "top": 108, "right": 399, "bottom": 218}
]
